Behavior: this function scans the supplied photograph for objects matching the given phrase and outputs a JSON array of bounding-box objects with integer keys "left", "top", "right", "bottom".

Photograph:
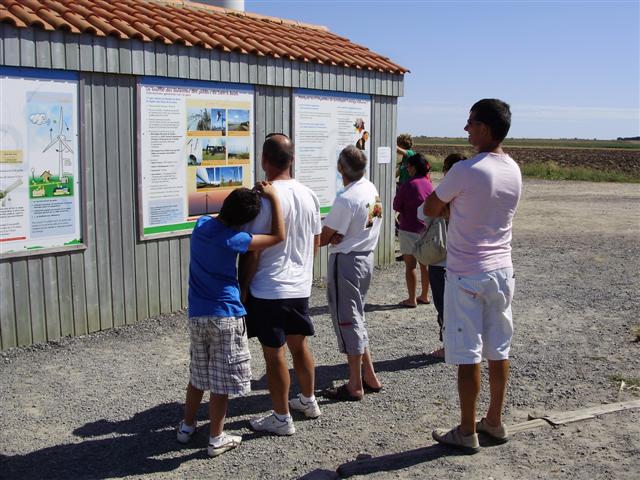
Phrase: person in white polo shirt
[
  {"left": 424, "top": 99, "right": 522, "bottom": 454},
  {"left": 320, "top": 145, "right": 384, "bottom": 401},
  {"left": 241, "top": 133, "right": 322, "bottom": 436}
]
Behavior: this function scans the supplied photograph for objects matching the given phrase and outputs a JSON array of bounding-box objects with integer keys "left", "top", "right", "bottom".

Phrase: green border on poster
[{"left": 143, "top": 222, "right": 196, "bottom": 235}]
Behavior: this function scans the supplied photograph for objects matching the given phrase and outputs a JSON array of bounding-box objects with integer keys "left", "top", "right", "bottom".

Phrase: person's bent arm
[
  {"left": 423, "top": 190, "right": 447, "bottom": 218},
  {"left": 248, "top": 182, "right": 285, "bottom": 251},
  {"left": 319, "top": 226, "right": 339, "bottom": 247},
  {"left": 313, "top": 234, "right": 321, "bottom": 256}
]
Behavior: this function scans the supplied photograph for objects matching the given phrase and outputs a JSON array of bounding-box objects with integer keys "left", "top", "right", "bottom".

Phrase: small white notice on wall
[{"left": 377, "top": 146, "right": 391, "bottom": 164}]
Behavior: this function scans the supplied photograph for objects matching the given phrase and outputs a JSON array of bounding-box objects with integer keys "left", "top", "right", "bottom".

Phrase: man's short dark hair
[
  {"left": 262, "top": 133, "right": 294, "bottom": 170},
  {"left": 338, "top": 145, "right": 367, "bottom": 182},
  {"left": 470, "top": 99, "right": 511, "bottom": 142},
  {"left": 219, "top": 187, "right": 261, "bottom": 226},
  {"left": 407, "top": 153, "right": 430, "bottom": 177}
]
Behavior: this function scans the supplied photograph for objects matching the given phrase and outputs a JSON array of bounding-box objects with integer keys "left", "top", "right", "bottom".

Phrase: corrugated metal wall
[{"left": 0, "top": 26, "right": 400, "bottom": 350}]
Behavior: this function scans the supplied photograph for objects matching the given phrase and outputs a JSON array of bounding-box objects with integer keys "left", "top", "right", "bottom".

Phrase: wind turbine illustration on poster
[{"left": 42, "top": 106, "right": 73, "bottom": 179}]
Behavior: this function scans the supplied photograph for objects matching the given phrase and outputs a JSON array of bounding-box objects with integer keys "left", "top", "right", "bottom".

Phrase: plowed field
[{"left": 414, "top": 144, "right": 640, "bottom": 177}]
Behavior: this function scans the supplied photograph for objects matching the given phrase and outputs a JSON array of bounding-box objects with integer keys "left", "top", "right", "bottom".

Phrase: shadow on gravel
[
  {"left": 0, "top": 427, "right": 202, "bottom": 479},
  {"left": 296, "top": 444, "right": 464, "bottom": 479},
  {"left": 0, "top": 396, "right": 285, "bottom": 479},
  {"left": 294, "top": 444, "right": 463, "bottom": 479},
  {"left": 250, "top": 353, "right": 442, "bottom": 395}
]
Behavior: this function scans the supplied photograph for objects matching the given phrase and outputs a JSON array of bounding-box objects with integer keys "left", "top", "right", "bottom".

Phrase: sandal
[
  {"left": 363, "top": 380, "right": 383, "bottom": 393},
  {"left": 428, "top": 348, "right": 445, "bottom": 359},
  {"left": 324, "top": 384, "right": 363, "bottom": 402},
  {"left": 399, "top": 300, "right": 417, "bottom": 308},
  {"left": 417, "top": 298, "right": 431, "bottom": 305}
]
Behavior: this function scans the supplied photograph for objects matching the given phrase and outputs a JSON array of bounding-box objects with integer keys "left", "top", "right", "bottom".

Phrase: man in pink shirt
[{"left": 424, "top": 99, "right": 522, "bottom": 454}]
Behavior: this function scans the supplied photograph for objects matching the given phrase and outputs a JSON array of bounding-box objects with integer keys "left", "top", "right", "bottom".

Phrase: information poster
[
  {"left": 0, "top": 68, "right": 81, "bottom": 257},
  {"left": 293, "top": 90, "right": 371, "bottom": 214},
  {"left": 138, "top": 79, "right": 254, "bottom": 238}
]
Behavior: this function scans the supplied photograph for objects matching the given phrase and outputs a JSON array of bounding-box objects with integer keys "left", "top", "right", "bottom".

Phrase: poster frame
[
  {"left": 0, "top": 66, "right": 86, "bottom": 260},
  {"left": 136, "top": 76, "right": 255, "bottom": 242},
  {"left": 291, "top": 88, "right": 372, "bottom": 216}
]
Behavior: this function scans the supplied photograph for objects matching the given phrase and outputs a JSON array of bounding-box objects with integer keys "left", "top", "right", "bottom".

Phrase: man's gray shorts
[{"left": 327, "top": 251, "right": 374, "bottom": 355}]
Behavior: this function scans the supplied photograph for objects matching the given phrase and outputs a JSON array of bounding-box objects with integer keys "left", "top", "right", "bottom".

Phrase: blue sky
[{"left": 245, "top": 1, "right": 639, "bottom": 139}]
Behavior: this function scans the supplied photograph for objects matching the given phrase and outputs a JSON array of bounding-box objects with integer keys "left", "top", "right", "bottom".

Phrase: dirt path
[{"left": 1, "top": 178, "right": 639, "bottom": 480}]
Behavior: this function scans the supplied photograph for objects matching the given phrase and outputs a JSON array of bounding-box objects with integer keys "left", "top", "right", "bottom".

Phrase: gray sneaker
[
  {"left": 249, "top": 412, "right": 296, "bottom": 436},
  {"left": 476, "top": 418, "right": 508, "bottom": 443},
  {"left": 176, "top": 420, "right": 196, "bottom": 444},
  {"left": 289, "top": 394, "right": 322, "bottom": 419},
  {"left": 208, "top": 432, "right": 242, "bottom": 457},
  {"left": 432, "top": 426, "right": 480, "bottom": 454}
]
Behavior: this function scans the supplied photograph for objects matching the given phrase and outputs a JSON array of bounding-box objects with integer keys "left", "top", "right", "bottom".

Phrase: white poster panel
[
  {"left": 0, "top": 68, "right": 81, "bottom": 257},
  {"left": 138, "top": 79, "right": 254, "bottom": 239},
  {"left": 293, "top": 90, "right": 371, "bottom": 214}
]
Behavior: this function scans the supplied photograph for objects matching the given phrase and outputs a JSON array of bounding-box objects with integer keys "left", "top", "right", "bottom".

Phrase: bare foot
[
  {"left": 399, "top": 299, "right": 417, "bottom": 308},
  {"left": 417, "top": 296, "right": 431, "bottom": 305}
]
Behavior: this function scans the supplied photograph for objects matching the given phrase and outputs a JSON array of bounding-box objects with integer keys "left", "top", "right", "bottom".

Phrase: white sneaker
[
  {"left": 289, "top": 394, "right": 322, "bottom": 419},
  {"left": 207, "top": 432, "right": 242, "bottom": 457},
  {"left": 249, "top": 412, "right": 296, "bottom": 436},
  {"left": 176, "top": 420, "right": 196, "bottom": 444}
]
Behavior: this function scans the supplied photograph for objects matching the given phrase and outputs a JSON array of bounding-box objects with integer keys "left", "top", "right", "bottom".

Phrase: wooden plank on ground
[{"left": 530, "top": 399, "right": 640, "bottom": 426}]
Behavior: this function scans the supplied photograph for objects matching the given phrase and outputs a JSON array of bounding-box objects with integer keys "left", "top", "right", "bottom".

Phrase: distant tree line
[{"left": 617, "top": 136, "right": 640, "bottom": 141}]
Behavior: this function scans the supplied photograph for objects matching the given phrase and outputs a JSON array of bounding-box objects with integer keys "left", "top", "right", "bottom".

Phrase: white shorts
[
  {"left": 398, "top": 229, "right": 421, "bottom": 256},
  {"left": 443, "top": 268, "right": 515, "bottom": 365}
]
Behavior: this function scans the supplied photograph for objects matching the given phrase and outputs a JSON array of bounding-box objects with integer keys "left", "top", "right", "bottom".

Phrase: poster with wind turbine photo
[{"left": 0, "top": 70, "right": 80, "bottom": 257}]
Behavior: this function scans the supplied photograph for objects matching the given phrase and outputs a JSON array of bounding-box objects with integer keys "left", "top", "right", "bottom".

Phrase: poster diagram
[
  {"left": 138, "top": 79, "right": 254, "bottom": 238},
  {"left": 0, "top": 69, "right": 81, "bottom": 257},
  {"left": 293, "top": 90, "right": 371, "bottom": 214}
]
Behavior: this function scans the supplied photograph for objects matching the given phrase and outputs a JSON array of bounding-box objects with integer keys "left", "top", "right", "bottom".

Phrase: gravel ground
[{"left": 1, "top": 178, "right": 639, "bottom": 480}]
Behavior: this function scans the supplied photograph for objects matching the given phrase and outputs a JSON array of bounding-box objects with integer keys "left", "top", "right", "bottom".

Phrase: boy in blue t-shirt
[{"left": 177, "top": 183, "right": 284, "bottom": 457}]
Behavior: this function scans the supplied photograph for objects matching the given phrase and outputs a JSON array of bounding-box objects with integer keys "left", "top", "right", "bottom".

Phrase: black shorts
[{"left": 245, "top": 294, "right": 315, "bottom": 348}]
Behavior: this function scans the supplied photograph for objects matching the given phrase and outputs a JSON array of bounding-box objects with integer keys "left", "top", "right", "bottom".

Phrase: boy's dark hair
[
  {"left": 397, "top": 133, "right": 413, "bottom": 149},
  {"left": 338, "top": 145, "right": 367, "bottom": 182},
  {"left": 470, "top": 99, "right": 511, "bottom": 142},
  {"left": 407, "top": 153, "right": 430, "bottom": 177},
  {"left": 219, "top": 188, "right": 261, "bottom": 226},
  {"left": 263, "top": 133, "right": 294, "bottom": 170},
  {"left": 443, "top": 153, "right": 467, "bottom": 173}
]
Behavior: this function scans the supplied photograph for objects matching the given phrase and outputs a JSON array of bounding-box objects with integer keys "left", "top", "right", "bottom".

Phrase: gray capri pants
[{"left": 327, "top": 251, "right": 374, "bottom": 355}]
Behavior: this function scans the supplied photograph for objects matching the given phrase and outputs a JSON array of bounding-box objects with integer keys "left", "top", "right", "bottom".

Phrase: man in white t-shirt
[
  {"left": 241, "top": 133, "right": 323, "bottom": 436},
  {"left": 424, "top": 99, "right": 522, "bottom": 454},
  {"left": 320, "top": 145, "right": 384, "bottom": 401}
]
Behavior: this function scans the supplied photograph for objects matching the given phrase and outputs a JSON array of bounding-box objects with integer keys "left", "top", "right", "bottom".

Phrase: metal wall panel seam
[
  {"left": 41, "top": 256, "right": 61, "bottom": 341},
  {"left": 92, "top": 36, "right": 107, "bottom": 73},
  {"left": 2, "top": 25, "right": 19, "bottom": 66},
  {"left": 34, "top": 28, "right": 51, "bottom": 68},
  {"left": 12, "top": 260, "right": 32, "bottom": 346},
  {"left": 79, "top": 75, "right": 99, "bottom": 334},
  {"left": 0, "top": 262, "right": 17, "bottom": 349},
  {"left": 105, "top": 74, "right": 126, "bottom": 327},
  {"left": 144, "top": 42, "right": 156, "bottom": 76},
  {"left": 19, "top": 28, "right": 35, "bottom": 67}
]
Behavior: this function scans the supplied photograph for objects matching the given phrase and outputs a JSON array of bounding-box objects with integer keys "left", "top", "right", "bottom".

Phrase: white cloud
[{"left": 29, "top": 113, "right": 48, "bottom": 125}]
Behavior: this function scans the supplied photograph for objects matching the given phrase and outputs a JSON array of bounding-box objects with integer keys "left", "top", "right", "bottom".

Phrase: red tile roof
[{"left": 0, "top": 0, "right": 408, "bottom": 74}]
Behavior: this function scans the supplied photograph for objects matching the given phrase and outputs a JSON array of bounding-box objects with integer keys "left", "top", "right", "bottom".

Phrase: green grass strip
[{"left": 520, "top": 161, "right": 640, "bottom": 183}]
